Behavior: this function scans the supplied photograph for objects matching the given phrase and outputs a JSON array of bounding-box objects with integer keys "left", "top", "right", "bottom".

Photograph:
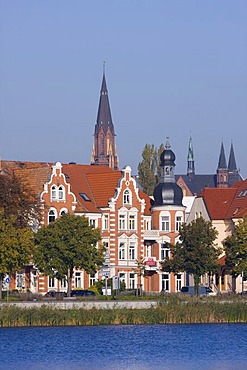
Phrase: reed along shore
[{"left": 0, "top": 297, "right": 246, "bottom": 327}]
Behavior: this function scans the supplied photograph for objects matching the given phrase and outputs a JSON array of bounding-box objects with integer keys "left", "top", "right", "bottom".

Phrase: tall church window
[{"left": 100, "top": 137, "right": 104, "bottom": 155}]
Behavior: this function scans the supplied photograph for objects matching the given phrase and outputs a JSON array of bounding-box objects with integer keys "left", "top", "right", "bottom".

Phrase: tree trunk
[
  {"left": 0, "top": 276, "right": 3, "bottom": 300},
  {"left": 194, "top": 274, "right": 200, "bottom": 296},
  {"left": 67, "top": 267, "right": 73, "bottom": 297}
]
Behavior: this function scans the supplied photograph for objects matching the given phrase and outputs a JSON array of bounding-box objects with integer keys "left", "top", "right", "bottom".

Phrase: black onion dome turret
[
  {"left": 153, "top": 182, "right": 183, "bottom": 206},
  {"left": 153, "top": 139, "right": 183, "bottom": 207},
  {"left": 160, "top": 146, "right": 176, "bottom": 166}
]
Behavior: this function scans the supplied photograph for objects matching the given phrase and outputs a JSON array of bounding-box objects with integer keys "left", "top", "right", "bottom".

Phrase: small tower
[
  {"left": 153, "top": 139, "right": 183, "bottom": 207},
  {"left": 187, "top": 134, "right": 195, "bottom": 176},
  {"left": 217, "top": 142, "right": 229, "bottom": 188},
  {"left": 90, "top": 66, "right": 119, "bottom": 170}
]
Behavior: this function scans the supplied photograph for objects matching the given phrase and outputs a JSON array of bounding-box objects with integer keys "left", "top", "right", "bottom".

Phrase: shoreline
[{"left": 1, "top": 299, "right": 246, "bottom": 327}]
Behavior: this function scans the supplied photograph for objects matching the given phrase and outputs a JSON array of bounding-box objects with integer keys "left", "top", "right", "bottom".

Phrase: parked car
[
  {"left": 180, "top": 286, "right": 217, "bottom": 297},
  {"left": 71, "top": 289, "right": 96, "bottom": 297},
  {"left": 44, "top": 290, "right": 67, "bottom": 298}
]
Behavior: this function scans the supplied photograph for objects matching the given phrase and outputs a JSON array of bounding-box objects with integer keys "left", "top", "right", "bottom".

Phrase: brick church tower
[{"left": 90, "top": 68, "right": 119, "bottom": 170}]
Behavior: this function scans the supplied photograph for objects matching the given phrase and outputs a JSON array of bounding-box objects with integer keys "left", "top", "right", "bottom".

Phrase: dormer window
[{"left": 123, "top": 189, "right": 131, "bottom": 205}]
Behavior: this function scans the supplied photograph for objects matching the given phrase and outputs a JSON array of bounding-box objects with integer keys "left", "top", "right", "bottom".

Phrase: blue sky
[{"left": 0, "top": 0, "right": 246, "bottom": 178}]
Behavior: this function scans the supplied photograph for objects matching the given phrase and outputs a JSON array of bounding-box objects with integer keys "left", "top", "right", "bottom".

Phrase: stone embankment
[{"left": 0, "top": 300, "right": 158, "bottom": 310}]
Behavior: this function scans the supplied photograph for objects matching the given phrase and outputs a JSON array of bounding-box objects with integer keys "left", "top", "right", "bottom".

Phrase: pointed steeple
[
  {"left": 217, "top": 142, "right": 228, "bottom": 188},
  {"left": 91, "top": 65, "right": 119, "bottom": 170},
  {"left": 187, "top": 134, "right": 195, "bottom": 176},
  {"left": 217, "top": 142, "right": 227, "bottom": 169},
  {"left": 228, "top": 141, "right": 241, "bottom": 186},
  {"left": 95, "top": 71, "right": 115, "bottom": 136},
  {"left": 228, "top": 141, "right": 237, "bottom": 172}
]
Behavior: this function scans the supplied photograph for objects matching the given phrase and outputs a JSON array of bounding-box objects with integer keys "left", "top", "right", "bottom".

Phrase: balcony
[{"left": 143, "top": 229, "right": 159, "bottom": 241}]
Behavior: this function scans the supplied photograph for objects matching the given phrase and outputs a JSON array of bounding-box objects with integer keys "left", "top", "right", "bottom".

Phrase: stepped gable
[
  {"left": 225, "top": 180, "right": 247, "bottom": 218},
  {"left": 86, "top": 170, "right": 152, "bottom": 215}
]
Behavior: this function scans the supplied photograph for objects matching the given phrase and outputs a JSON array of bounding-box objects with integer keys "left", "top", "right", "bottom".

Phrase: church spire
[
  {"left": 217, "top": 142, "right": 228, "bottom": 188},
  {"left": 217, "top": 142, "right": 227, "bottom": 169},
  {"left": 228, "top": 141, "right": 237, "bottom": 172},
  {"left": 187, "top": 134, "right": 195, "bottom": 176},
  {"left": 91, "top": 65, "right": 119, "bottom": 170}
]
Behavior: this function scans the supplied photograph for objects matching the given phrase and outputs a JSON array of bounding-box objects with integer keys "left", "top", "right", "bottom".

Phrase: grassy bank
[{"left": 0, "top": 297, "right": 246, "bottom": 327}]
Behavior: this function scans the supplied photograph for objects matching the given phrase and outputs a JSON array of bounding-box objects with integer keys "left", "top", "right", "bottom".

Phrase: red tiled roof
[
  {"left": 226, "top": 180, "right": 247, "bottom": 219},
  {"left": 199, "top": 188, "right": 236, "bottom": 219},
  {"left": 1, "top": 161, "right": 152, "bottom": 215},
  {"left": 199, "top": 180, "right": 247, "bottom": 220}
]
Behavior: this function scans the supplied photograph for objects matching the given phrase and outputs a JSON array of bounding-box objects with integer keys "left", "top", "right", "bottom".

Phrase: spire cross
[{"left": 103, "top": 61, "right": 106, "bottom": 74}]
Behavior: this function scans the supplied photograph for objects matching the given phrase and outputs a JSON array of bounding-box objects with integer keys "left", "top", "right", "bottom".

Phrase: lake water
[{"left": 0, "top": 324, "right": 246, "bottom": 370}]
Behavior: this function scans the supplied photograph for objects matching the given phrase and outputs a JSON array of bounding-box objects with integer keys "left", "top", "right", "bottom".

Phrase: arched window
[
  {"left": 123, "top": 189, "right": 131, "bottom": 205},
  {"left": 58, "top": 186, "right": 64, "bottom": 200},
  {"left": 48, "top": 210, "right": 56, "bottom": 223},
  {"left": 60, "top": 209, "right": 67, "bottom": 216},
  {"left": 51, "top": 185, "right": 56, "bottom": 200}
]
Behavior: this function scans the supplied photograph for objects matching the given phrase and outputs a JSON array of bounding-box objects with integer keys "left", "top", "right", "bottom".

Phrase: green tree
[
  {"left": 34, "top": 213, "right": 105, "bottom": 296},
  {"left": 161, "top": 218, "right": 220, "bottom": 295},
  {"left": 138, "top": 143, "right": 166, "bottom": 195},
  {"left": 156, "top": 143, "right": 165, "bottom": 185},
  {"left": 223, "top": 216, "right": 247, "bottom": 283},
  {"left": 0, "top": 213, "right": 34, "bottom": 299}
]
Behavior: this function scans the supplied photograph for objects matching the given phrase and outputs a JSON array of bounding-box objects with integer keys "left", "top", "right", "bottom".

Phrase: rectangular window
[
  {"left": 16, "top": 273, "right": 25, "bottom": 289},
  {"left": 129, "top": 273, "right": 136, "bottom": 289},
  {"left": 102, "top": 214, "right": 109, "bottom": 230},
  {"left": 75, "top": 272, "right": 82, "bottom": 288},
  {"left": 146, "top": 220, "right": 151, "bottom": 230},
  {"left": 161, "top": 243, "right": 170, "bottom": 260},
  {"left": 129, "top": 244, "right": 136, "bottom": 260},
  {"left": 48, "top": 276, "right": 55, "bottom": 289},
  {"left": 60, "top": 278, "right": 67, "bottom": 289},
  {"left": 119, "top": 243, "right": 126, "bottom": 260},
  {"left": 89, "top": 274, "right": 96, "bottom": 287},
  {"left": 176, "top": 216, "right": 182, "bottom": 231},
  {"left": 90, "top": 219, "right": 96, "bottom": 228},
  {"left": 146, "top": 244, "right": 152, "bottom": 258},
  {"left": 176, "top": 274, "right": 182, "bottom": 292},
  {"left": 162, "top": 273, "right": 170, "bottom": 292},
  {"left": 119, "top": 214, "right": 126, "bottom": 230},
  {"left": 129, "top": 215, "right": 136, "bottom": 230},
  {"left": 119, "top": 272, "right": 126, "bottom": 288},
  {"left": 161, "top": 216, "right": 170, "bottom": 231}
]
